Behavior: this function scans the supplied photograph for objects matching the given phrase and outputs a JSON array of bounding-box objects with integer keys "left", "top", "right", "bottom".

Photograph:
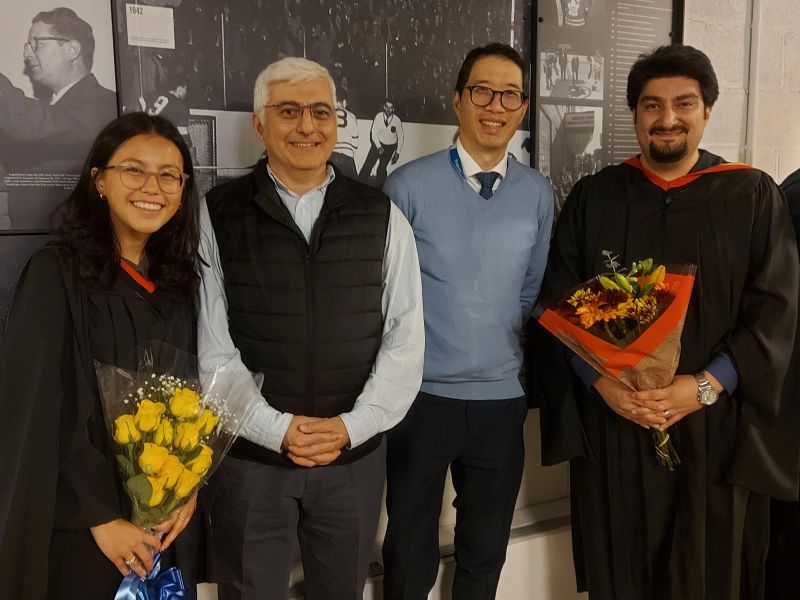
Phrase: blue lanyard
[
  {"left": 449, "top": 146, "right": 466, "bottom": 179},
  {"left": 449, "top": 146, "right": 512, "bottom": 180}
]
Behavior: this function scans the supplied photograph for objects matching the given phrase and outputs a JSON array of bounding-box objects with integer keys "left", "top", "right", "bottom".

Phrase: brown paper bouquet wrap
[{"left": 537, "top": 255, "right": 696, "bottom": 469}]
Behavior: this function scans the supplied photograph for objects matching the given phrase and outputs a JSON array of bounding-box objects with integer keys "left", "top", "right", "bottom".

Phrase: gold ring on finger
[
  {"left": 664, "top": 409, "right": 672, "bottom": 419},
  {"left": 124, "top": 555, "right": 137, "bottom": 567}
]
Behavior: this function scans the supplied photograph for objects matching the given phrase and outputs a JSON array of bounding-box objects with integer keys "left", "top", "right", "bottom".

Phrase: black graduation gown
[
  {"left": 529, "top": 151, "right": 800, "bottom": 600},
  {"left": 0, "top": 246, "right": 200, "bottom": 600}
]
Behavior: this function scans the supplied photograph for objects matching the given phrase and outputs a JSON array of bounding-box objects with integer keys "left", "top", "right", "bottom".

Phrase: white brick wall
[{"left": 684, "top": 0, "right": 800, "bottom": 183}]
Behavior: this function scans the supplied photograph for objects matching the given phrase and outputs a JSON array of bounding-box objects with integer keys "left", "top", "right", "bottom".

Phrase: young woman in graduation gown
[{"left": 0, "top": 113, "right": 202, "bottom": 599}]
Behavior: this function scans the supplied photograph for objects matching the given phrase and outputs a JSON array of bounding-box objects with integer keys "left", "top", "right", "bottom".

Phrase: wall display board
[
  {"left": 535, "top": 0, "right": 681, "bottom": 215},
  {"left": 0, "top": 0, "right": 117, "bottom": 329},
  {"left": 111, "top": 0, "right": 532, "bottom": 195},
  {"left": 0, "top": 0, "right": 117, "bottom": 233}
]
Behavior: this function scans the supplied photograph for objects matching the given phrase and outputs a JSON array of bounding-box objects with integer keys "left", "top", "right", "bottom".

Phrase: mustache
[{"left": 649, "top": 125, "right": 688, "bottom": 135}]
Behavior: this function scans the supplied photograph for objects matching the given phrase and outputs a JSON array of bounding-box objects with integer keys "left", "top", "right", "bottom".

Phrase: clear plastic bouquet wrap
[
  {"left": 94, "top": 344, "right": 256, "bottom": 595},
  {"left": 537, "top": 252, "right": 696, "bottom": 470}
]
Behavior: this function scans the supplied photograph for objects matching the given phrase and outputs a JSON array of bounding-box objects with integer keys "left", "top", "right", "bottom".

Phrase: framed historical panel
[
  {"left": 0, "top": 0, "right": 117, "bottom": 234},
  {"left": 111, "top": 0, "right": 534, "bottom": 193},
  {"left": 533, "top": 0, "right": 684, "bottom": 212}
]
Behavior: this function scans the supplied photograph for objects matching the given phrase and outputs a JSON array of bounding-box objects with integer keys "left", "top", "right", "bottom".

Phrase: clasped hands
[
  {"left": 593, "top": 373, "right": 719, "bottom": 430},
  {"left": 282, "top": 415, "right": 350, "bottom": 467},
  {"left": 90, "top": 492, "right": 197, "bottom": 578}
]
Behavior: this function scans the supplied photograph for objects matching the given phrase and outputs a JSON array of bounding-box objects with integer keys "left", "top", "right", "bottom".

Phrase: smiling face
[
  {"left": 453, "top": 55, "right": 528, "bottom": 161},
  {"left": 253, "top": 77, "right": 336, "bottom": 186},
  {"left": 93, "top": 133, "right": 185, "bottom": 258},
  {"left": 634, "top": 76, "right": 711, "bottom": 168}
]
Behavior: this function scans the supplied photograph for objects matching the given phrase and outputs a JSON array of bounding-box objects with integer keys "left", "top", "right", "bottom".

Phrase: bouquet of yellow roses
[{"left": 95, "top": 352, "right": 255, "bottom": 531}]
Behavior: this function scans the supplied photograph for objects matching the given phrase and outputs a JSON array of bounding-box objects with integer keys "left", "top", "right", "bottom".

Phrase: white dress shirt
[
  {"left": 197, "top": 165, "right": 424, "bottom": 451},
  {"left": 455, "top": 137, "right": 508, "bottom": 195}
]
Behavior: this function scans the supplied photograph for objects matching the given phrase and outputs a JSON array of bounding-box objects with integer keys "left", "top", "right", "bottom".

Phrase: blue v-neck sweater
[{"left": 385, "top": 148, "right": 553, "bottom": 400}]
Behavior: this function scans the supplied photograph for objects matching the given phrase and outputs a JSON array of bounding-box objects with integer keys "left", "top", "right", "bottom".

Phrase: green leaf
[
  {"left": 125, "top": 473, "right": 153, "bottom": 505},
  {"left": 116, "top": 454, "right": 136, "bottom": 479}
]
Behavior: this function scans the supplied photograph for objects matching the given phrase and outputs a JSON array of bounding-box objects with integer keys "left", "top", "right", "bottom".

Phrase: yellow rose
[
  {"left": 174, "top": 467, "right": 201, "bottom": 499},
  {"left": 158, "top": 454, "right": 184, "bottom": 489},
  {"left": 138, "top": 442, "right": 170, "bottom": 475},
  {"left": 169, "top": 387, "right": 200, "bottom": 419},
  {"left": 185, "top": 444, "right": 214, "bottom": 476},
  {"left": 174, "top": 421, "right": 201, "bottom": 452},
  {"left": 113, "top": 414, "right": 141, "bottom": 445},
  {"left": 193, "top": 408, "right": 220, "bottom": 437},
  {"left": 153, "top": 418, "right": 174, "bottom": 446},
  {"left": 133, "top": 399, "right": 166, "bottom": 432},
  {"left": 147, "top": 475, "right": 167, "bottom": 507}
]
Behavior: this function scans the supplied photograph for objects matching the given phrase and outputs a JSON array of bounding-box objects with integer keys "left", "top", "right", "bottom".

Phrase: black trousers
[
  {"left": 208, "top": 440, "right": 385, "bottom": 600},
  {"left": 382, "top": 392, "right": 527, "bottom": 600},
  {"left": 359, "top": 142, "right": 397, "bottom": 189}
]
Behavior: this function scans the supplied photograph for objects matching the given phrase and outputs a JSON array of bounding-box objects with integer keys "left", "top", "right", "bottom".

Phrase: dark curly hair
[
  {"left": 627, "top": 45, "right": 719, "bottom": 111},
  {"left": 53, "top": 112, "right": 200, "bottom": 297}
]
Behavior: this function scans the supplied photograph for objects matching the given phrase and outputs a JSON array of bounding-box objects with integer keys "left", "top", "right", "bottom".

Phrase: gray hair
[{"left": 253, "top": 57, "right": 337, "bottom": 120}]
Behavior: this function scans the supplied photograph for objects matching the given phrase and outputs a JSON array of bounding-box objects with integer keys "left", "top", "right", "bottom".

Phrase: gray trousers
[{"left": 209, "top": 439, "right": 386, "bottom": 600}]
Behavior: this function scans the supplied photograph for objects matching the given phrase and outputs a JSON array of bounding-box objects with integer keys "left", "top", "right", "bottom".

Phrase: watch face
[{"left": 700, "top": 388, "right": 718, "bottom": 405}]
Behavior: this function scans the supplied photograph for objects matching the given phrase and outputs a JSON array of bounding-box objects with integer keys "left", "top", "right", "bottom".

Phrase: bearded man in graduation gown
[{"left": 530, "top": 44, "right": 800, "bottom": 600}]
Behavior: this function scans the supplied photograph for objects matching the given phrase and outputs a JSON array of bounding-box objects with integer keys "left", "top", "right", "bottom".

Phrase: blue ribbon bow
[{"left": 114, "top": 553, "right": 186, "bottom": 600}]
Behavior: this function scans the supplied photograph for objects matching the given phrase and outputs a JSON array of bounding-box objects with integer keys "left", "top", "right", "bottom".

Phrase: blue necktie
[{"left": 475, "top": 171, "right": 500, "bottom": 199}]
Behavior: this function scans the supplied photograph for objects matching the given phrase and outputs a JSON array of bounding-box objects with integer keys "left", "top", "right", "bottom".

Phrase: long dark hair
[{"left": 54, "top": 112, "right": 200, "bottom": 296}]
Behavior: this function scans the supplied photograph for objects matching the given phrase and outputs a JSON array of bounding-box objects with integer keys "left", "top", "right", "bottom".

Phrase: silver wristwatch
[{"left": 694, "top": 374, "right": 719, "bottom": 406}]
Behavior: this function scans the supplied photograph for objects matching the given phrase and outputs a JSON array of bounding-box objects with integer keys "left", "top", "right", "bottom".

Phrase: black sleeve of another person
[
  {"left": 765, "top": 167, "right": 800, "bottom": 600},
  {"left": 783, "top": 169, "right": 800, "bottom": 246}
]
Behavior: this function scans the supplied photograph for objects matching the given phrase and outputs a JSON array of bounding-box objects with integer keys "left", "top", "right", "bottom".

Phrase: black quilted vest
[{"left": 206, "top": 160, "right": 389, "bottom": 466}]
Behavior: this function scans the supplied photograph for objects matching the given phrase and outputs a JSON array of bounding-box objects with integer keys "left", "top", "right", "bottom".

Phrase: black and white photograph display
[
  {"left": 0, "top": 1, "right": 116, "bottom": 330},
  {"left": 0, "top": 1, "right": 117, "bottom": 233},
  {"left": 538, "top": 104, "right": 602, "bottom": 216},
  {"left": 535, "top": 0, "right": 676, "bottom": 175},
  {"left": 112, "top": 0, "right": 532, "bottom": 191}
]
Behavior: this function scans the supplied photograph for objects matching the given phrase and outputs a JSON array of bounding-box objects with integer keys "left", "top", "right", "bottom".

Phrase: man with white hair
[{"left": 197, "top": 57, "right": 424, "bottom": 599}]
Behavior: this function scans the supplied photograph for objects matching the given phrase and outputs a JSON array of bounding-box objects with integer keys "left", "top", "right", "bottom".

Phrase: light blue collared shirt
[
  {"left": 266, "top": 164, "right": 335, "bottom": 242},
  {"left": 197, "top": 164, "right": 425, "bottom": 451}
]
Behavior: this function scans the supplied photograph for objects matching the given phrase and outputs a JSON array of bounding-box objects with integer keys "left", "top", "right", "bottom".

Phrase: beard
[
  {"left": 648, "top": 127, "right": 689, "bottom": 163},
  {"left": 649, "top": 139, "right": 688, "bottom": 163}
]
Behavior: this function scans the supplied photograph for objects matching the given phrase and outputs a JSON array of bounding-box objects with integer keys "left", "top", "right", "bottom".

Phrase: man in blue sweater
[{"left": 381, "top": 43, "right": 554, "bottom": 600}]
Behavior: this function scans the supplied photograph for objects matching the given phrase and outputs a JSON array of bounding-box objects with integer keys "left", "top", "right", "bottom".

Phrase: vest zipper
[
  {"left": 303, "top": 249, "right": 314, "bottom": 416},
  {"left": 304, "top": 215, "right": 325, "bottom": 416}
]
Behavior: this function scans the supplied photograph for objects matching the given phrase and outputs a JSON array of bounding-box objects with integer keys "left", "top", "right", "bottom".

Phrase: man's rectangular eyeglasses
[
  {"left": 264, "top": 102, "right": 334, "bottom": 122},
  {"left": 24, "top": 37, "right": 70, "bottom": 53},
  {"left": 100, "top": 164, "right": 189, "bottom": 194},
  {"left": 463, "top": 86, "right": 527, "bottom": 110}
]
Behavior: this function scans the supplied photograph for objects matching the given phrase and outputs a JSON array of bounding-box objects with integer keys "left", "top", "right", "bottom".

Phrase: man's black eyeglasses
[{"left": 463, "top": 85, "right": 527, "bottom": 110}]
